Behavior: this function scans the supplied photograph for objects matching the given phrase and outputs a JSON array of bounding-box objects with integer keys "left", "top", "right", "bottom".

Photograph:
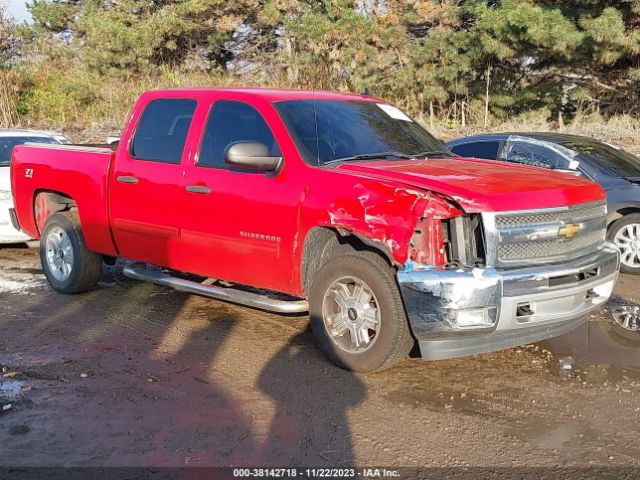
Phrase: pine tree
[{"left": 12, "top": 0, "right": 640, "bottom": 121}]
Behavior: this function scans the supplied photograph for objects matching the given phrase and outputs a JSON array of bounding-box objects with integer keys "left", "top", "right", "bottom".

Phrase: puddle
[
  {"left": 0, "top": 379, "right": 24, "bottom": 401},
  {"left": 383, "top": 386, "right": 484, "bottom": 415},
  {"left": 538, "top": 320, "right": 640, "bottom": 382},
  {"left": 510, "top": 422, "right": 597, "bottom": 451}
]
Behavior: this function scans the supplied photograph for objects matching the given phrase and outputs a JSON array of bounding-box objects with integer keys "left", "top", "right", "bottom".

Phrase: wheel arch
[
  {"left": 608, "top": 206, "right": 640, "bottom": 226},
  {"left": 33, "top": 190, "right": 78, "bottom": 235},
  {"left": 300, "top": 226, "right": 395, "bottom": 296}
]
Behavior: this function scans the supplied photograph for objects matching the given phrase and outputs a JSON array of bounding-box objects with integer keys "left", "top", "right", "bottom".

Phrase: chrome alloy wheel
[
  {"left": 45, "top": 226, "right": 74, "bottom": 282},
  {"left": 611, "top": 306, "right": 640, "bottom": 331},
  {"left": 322, "top": 276, "right": 381, "bottom": 353},
  {"left": 613, "top": 223, "right": 640, "bottom": 269}
]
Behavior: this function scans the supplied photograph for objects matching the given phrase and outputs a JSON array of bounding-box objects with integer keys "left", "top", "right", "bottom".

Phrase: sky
[{"left": 6, "top": 0, "right": 31, "bottom": 22}]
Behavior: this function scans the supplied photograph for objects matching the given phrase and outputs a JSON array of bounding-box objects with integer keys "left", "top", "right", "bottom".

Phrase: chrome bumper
[{"left": 397, "top": 243, "right": 620, "bottom": 360}]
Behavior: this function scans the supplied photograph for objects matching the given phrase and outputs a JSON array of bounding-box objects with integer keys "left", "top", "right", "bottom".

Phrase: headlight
[{"left": 0, "top": 190, "right": 12, "bottom": 202}]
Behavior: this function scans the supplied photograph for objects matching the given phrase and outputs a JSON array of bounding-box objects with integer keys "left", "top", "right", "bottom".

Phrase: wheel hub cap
[
  {"left": 45, "top": 227, "right": 74, "bottom": 282},
  {"left": 613, "top": 223, "right": 640, "bottom": 269},
  {"left": 322, "top": 276, "right": 381, "bottom": 353}
]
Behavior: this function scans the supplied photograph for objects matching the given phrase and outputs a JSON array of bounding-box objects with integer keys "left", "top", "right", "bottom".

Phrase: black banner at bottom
[{"left": 0, "top": 467, "right": 639, "bottom": 480}]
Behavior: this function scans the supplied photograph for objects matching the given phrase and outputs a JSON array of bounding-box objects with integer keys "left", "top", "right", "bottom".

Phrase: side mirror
[
  {"left": 555, "top": 168, "right": 582, "bottom": 177},
  {"left": 224, "top": 141, "right": 282, "bottom": 172},
  {"left": 107, "top": 136, "right": 120, "bottom": 151}
]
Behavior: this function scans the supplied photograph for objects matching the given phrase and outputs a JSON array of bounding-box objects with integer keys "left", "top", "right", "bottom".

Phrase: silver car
[{"left": 0, "top": 129, "right": 72, "bottom": 244}]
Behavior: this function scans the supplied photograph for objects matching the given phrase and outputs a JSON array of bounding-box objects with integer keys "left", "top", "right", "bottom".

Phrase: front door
[{"left": 179, "top": 98, "right": 299, "bottom": 293}]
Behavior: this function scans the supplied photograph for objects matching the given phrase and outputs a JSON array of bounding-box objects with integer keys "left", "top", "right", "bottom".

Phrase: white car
[{"left": 0, "top": 129, "right": 72, "bottom": 244}]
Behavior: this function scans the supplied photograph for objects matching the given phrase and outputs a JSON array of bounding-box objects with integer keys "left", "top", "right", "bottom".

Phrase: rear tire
[
  {"left": 309, "top": 252, "right": 414, "bottom": 372},
  {"left": 608, "top": 213, "right": 640, "bottom": 275},
  {"left": 40, "top": 213, "right": 103, "bottom": 294}
]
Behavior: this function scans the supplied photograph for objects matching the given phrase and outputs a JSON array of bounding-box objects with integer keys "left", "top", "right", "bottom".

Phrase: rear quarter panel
[{"left": 11, "top": 143, "right": 117, "bottom": 256}]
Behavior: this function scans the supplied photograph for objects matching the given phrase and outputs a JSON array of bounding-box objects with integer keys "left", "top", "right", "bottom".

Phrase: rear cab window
[{"left": 131, "top": 98, "right": 197, "bottom": 164}]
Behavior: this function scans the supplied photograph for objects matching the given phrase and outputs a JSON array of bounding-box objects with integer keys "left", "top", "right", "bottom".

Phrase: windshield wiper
[
  {"left": 322, "top": 151, "right": 413, "bottom": 166},
  {"left": 409, "top": 150, "right": 454, "bottom": 159}
]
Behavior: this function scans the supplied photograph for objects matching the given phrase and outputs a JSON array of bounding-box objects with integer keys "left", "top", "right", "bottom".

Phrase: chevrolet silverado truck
[{"left": 10, "top": 88, "right": 620, "bottom": 372}]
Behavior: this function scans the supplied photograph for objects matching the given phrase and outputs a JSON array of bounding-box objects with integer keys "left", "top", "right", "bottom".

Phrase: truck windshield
[
  {"left": 560, "top": 139, "right": 640, "bottom": 177},
  {"left": 0, "top": 136, "right": 58, "bottom": 166},
  {"left": 274, "top": 100, "right": 450, "bottom": 166}
]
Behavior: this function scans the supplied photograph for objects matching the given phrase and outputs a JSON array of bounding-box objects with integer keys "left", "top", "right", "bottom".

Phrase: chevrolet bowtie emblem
[{"left": 558, "top": 223, "right": 582, "bottom": 239}]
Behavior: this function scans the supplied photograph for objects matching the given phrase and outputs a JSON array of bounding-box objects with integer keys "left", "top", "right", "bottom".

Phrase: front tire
[
  {"left": 40, "top": 213, "right": 103, "bottom": 294},
  {"left": 608, "top": 213, "right": 640, "bottom": 275},
  {"left": 309, "top": 252, "right": 414, "bottom": 372}
]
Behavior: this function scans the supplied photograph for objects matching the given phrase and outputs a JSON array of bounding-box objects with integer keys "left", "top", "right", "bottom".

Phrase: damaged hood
[{"left": 337, "top": 157, "right": 606, "bottom": 212}]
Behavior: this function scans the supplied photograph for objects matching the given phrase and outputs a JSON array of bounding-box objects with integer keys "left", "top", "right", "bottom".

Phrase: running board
[{"left": 122, "top": 264, "right": 309, "bottom": 313}]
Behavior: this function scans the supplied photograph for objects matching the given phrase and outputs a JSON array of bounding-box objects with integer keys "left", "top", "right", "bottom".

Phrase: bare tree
[
  {"left": 0, "top": 1, "right": 14, "bottom": 62},
  {"left": 0, "top": 1, "right": 20, "bottom": 127}
]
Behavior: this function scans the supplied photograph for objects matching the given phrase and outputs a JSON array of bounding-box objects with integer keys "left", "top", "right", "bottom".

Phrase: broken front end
[{"left": 397, "top": 201, "right": 620, "bottom": 360}]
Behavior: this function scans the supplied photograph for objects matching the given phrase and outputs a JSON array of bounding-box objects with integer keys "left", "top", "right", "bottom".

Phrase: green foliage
[{"left": 4, "top": 0, "right": 640, "bottom": 128}]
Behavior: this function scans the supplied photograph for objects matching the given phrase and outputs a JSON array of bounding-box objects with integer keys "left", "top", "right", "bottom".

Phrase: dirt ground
[{"left": 0, "top": 245, "right": 639, "bottom": 470}]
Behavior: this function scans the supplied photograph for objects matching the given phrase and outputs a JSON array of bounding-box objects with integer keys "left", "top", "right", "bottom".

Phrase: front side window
[
  {"left": 501, "top": 141, "right": 566, "bottom": 170},
  {"left": 131, "top": 98, "right": 197, "bottom": 164},
  {"left": 198, "top": 100, "right": 280, "bottom": 169},
  {"left": 274, "top": 100, "right": 449, "bottom": 166},
  {"left": 0, "top": 136, "right": 58, "bottom": 166},
  {"left": 560, "top": 140, "right": 640, "bottom": 177}
]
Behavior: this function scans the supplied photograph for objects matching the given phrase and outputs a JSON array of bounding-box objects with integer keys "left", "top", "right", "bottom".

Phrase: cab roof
[{"left": 153, "top": 87, "right": 383, "bottom": 103}]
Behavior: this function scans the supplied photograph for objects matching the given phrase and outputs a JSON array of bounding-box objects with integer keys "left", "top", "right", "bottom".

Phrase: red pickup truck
[{"left": 10, "top": 88, "right": 620, "bottom": 371}]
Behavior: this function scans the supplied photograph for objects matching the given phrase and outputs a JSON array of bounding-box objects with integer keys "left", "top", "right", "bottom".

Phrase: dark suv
[{"left": 447, "top": 133, "right": 640, "bottom": 275}]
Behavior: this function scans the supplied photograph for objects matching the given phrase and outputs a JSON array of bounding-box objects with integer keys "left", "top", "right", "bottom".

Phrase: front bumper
[
  {"left": 397, "top": 243, "right": 620, "bottom": 360},
  {"left": 0, "top": 203, "right": 30, "bottom": 244}
]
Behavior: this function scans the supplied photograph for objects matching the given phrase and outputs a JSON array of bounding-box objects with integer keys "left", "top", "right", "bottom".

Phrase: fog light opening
[{"left": 455, "top": 307, "right": 496, "bottom": 328}]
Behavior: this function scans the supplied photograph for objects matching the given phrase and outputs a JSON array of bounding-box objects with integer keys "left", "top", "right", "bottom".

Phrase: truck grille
[{"left": 484, "top": 201, "right": 607, "bottom": 266}]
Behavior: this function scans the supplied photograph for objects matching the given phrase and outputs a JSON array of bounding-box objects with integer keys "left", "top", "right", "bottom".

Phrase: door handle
[
  {"left": 117, "top": 175, "right": 139, "bottom": 184},
  {"left": 186, "top": 185, "right": 212, "bottom": 194}
]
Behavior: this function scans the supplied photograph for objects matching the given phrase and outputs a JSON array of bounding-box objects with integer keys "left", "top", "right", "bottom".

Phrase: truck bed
[{"left": 11, "top": 143, "right": 117, "bottom": 256}]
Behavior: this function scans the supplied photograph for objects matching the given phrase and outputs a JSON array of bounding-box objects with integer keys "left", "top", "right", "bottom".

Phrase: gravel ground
[{"left": 0, "top": 245, "right": 639, "bottom": 470}]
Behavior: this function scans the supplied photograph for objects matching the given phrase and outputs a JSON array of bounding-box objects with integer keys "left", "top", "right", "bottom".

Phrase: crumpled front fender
[{"left": 324, "top": 182, "right": 462, "bottom": 267}]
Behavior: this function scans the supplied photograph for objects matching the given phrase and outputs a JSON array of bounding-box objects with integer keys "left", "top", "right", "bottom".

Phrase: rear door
[
  {"left": 110, "top": 97, "right": 197, "bottom": 267},
  {"left": 179, "top": 97, "right": 300, "bottom": 292}
]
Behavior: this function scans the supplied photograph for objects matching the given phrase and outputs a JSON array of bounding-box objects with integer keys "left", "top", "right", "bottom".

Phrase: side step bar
[{"left": 123, "top": 264, "right": 309, "bottom": 314}]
